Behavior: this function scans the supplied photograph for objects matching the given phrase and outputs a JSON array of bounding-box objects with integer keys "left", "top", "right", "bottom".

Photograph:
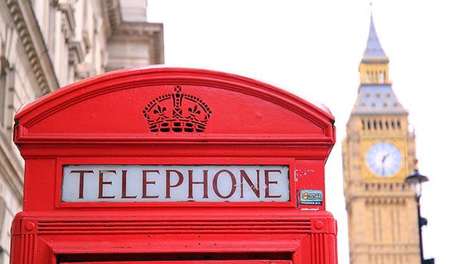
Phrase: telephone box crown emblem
[{"left": 143, "top": 86, "right": 212, "bottom": 133}]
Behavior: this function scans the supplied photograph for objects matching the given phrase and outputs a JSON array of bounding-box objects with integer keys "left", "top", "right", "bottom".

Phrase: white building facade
[{"left": 0, "top": 0, "right": 163, "bottom": 262}]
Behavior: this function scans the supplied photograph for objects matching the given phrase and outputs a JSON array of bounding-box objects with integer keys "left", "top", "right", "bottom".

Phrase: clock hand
[
  {"left": 382, "top": 153, "right": 389, "bottom": 163},
  {"left": 381, "top": 154, "right": 389, "bottom": 176}
]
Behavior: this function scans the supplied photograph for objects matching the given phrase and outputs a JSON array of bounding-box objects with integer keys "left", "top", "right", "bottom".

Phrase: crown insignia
[{"left": 143, "top": 86, "right": 212, "bottom": 133}]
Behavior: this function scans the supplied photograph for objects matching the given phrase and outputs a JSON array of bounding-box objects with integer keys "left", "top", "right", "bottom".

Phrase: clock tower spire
[
  {"left": 342, "top": 15, "right": 422, "bottom": 264},
  {"left": 360, "top": 15, "right": 390, "bottom": 84}
]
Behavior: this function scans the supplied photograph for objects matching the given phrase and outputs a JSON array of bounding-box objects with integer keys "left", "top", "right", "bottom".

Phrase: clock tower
[{"left": 342, "top": 16, "right": 421, "bottom": 264}]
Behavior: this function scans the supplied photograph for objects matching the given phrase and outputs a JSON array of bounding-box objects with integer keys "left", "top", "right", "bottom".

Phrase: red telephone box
[{"left": 10, "top": 68, "right": 337, "bottom": 264}]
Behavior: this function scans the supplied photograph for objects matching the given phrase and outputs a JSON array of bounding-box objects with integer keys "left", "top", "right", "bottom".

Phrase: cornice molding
[
  {"left": 110, "top": 21, "right": 164, "bottom": 64},
  {"left": 114, "top": 21, "right": 163, "bottom": 36},
  {"left": 103, "top": 0, "right": 165, "bottom": 65},
  {"left": 6, "top": 0, "right": 59, "bottom": 95}
]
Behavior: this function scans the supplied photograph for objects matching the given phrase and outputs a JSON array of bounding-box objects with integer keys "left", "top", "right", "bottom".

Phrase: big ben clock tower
[{"left": 342, "top": 16, "right": 421, "bottom": 264}]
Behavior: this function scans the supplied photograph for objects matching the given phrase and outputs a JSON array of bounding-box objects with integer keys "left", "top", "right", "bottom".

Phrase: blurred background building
[
  {"left": 342, "top": 16, "right": 420, "bottom": 264},
  {"left": 0, "top": 0, "right": 163, "bottom": 262}
]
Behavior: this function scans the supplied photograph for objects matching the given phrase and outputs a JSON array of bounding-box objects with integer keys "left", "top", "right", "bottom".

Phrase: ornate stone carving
[{"left": 6, "top": 0, "right": 59, "bottom": 94}]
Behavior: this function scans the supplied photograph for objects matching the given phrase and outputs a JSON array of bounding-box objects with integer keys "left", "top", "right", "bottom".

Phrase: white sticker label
[{"left": 62, "top": 165, "right": 289, "bottom": 202}]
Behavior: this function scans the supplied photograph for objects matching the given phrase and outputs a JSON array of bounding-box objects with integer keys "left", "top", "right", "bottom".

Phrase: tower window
[
  {"left": 373, "top": 120, "right": 377, "bottom": 130},
  {"left": 391, "top": 120, "right": 395, "bottom": 129},
  {"left": 385, "top": 121, "right": 389, "bottom": 129},
  {"left": 397, "top": 120, "right": 401, "bottom": 129},
  {"left": 378, "top": 71, "right": 385, "bottom": 83},
  {"left": 378, "top": 121, "right": 383, "bottom": 130},
  {"left": 367, "top": 120, "right": 371, "bottom": 130}
]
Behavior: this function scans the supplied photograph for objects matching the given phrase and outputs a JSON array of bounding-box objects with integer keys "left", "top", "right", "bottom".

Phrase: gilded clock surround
[
  {"left": 361, "top": 139, "right": 408, "bottom": 181},
  {"left": 365, "top": 142, "right": 402, "bottom": 177},
  {"left": 342, "top": 16, "right": 421, "bottom": 264}
]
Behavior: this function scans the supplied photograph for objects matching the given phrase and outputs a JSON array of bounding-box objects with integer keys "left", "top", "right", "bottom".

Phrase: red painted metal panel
[
  {"left": 62, "top": 261, "right": 292, "bottom": 264},
  {"left": 10, "top": 68, "right": 337, "bottom": 264},
  {"left": 15, "top": 68, "right": 334, "bottom": 144}
]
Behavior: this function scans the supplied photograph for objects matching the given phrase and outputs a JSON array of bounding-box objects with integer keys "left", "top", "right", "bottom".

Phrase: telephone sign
[{"left": 62, "top": 165, "right": 290, "bottom": 202}]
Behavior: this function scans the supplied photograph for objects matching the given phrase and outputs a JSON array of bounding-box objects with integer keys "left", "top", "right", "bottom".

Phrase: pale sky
[{"left": 148, "top": 1, "right": 470, "bottom": 263}]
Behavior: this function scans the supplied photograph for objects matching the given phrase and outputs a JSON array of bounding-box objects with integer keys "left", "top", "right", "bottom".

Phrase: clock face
[{"left": 366, "top": 142, "right": 401, "bottom": 177}]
